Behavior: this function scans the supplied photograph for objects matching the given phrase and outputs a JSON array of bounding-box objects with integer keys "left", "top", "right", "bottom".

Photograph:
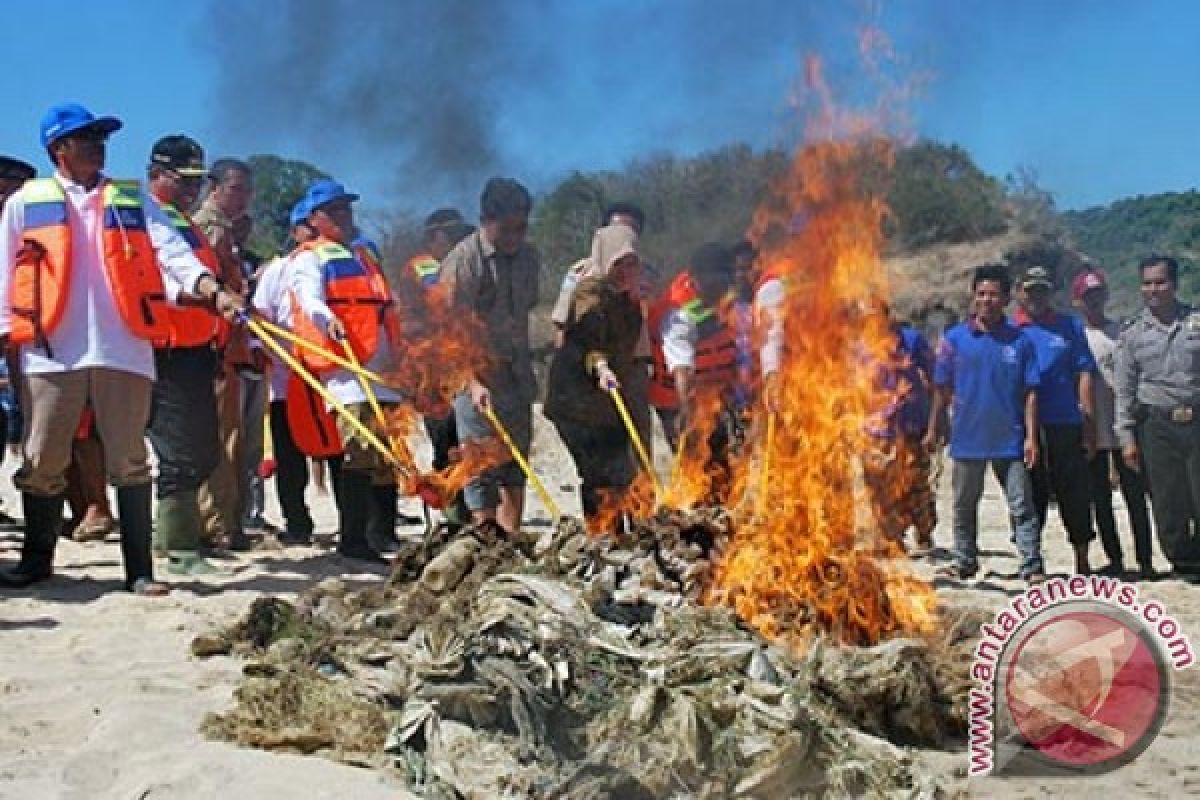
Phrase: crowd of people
[{"left": 0, "top": 100, "right": 1197, "bottom": 599}]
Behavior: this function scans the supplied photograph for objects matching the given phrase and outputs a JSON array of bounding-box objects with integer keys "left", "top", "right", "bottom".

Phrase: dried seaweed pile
[{"left": 197, "top": 513, "right": 978, "bottom": 799}]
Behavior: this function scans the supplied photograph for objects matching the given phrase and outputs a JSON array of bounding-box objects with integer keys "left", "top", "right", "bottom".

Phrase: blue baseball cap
[
  {"left": 303, "top": 179, "right": 359, "bottom": 216},
  {"left": 40, "top": 103, "right": 122, "bottom": 148},
  {"left": 288, "top": 198, "right": 311, "bottom": 228}
]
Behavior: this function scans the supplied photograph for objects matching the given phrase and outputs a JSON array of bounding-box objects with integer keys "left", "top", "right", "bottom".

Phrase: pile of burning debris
[{"left": 195, "top": 511, "right": 979, "bottom": 799}]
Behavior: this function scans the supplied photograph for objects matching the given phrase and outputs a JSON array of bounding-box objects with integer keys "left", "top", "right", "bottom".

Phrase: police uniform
[{"left": 1114, "top": 304, "right": 1200, "bottom": 570}]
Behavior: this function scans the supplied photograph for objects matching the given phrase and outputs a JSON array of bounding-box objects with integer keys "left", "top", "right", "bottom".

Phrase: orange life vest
[
  {"left": 285, "top": 372, "right": 343, "bottom": 458},
  {"left": 290, "top": 237, "right": 398, "bottom": 372},
  {"left": 12, "top": 177, "right": 170, "bottom": 347},
  {"left": 156, "top": 200, "right": 222, "bottom": 349},
  {"left": 647, "top": 270, "right": 737, "bottom": 410},
  {"left": 406, "top": 252, "right": 441, "bottom": 288}
]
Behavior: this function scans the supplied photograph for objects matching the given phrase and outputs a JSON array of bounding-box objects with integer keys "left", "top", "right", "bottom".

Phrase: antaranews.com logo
[{"left": 969, "top": 575, "right": 1194, "bottom": 777}]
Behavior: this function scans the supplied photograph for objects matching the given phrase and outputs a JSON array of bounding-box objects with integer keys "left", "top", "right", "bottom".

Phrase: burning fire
[
  {"left": 695, "top": 50, "right": 936, "bottom": 646},
  {"left": 380, "top": 272, "right": 499, "bottom": 501}
]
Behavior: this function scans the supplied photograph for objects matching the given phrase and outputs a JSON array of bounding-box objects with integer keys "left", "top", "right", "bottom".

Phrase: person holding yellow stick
[
  {"left": 545, "top": 225, "right": 643, "bottom": 525},
  {"left": 288, "top": 179, "right": 402, "bottom": 563}
]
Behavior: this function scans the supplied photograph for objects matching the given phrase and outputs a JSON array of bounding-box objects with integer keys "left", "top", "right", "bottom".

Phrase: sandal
[{"left": 129, "top": 577, "right": 170, "bottom": 597}]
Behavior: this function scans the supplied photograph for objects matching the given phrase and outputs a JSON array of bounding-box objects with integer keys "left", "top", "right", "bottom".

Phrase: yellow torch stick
[
  {"left": 340, "top": 338, "right": 400, "bottom": 459},
  {"left": 246, "top": 318, "right": 402, "bottom": 472},
  {"left": 755, "top": 411, "right": 776, "bottom": 519},
  {"left": 608, "top": 387, "right": 662, "bottom": 496},
  {"left": 252, "top": 316, "right": 393, "bottom": 387},
  {"left": 481, "top": 405, "right": 561, "bottom": 519}
]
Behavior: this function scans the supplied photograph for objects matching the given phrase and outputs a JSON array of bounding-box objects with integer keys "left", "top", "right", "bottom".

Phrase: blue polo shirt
[
  {"left": 1012, "top": 309, "right": 1097, "bottom": 426},
  {"left": 866, "top": 325, "right": 934, "bottom": 439},
  {"left": 934, "top": 319, "right": 1040, "bottom": 460}
]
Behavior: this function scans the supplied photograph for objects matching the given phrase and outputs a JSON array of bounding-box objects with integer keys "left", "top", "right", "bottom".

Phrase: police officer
[{"left": 1115, "top": 255, "right": 1200, "bottom": 576}]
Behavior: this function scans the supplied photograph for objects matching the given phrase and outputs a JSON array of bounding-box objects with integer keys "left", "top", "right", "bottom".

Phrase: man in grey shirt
[
  {"left": 441, "top": 178, "right": 539, "bottom": 534},
  {"left": 1115, "top": 255, "right": 1200, "bottom": 576}
]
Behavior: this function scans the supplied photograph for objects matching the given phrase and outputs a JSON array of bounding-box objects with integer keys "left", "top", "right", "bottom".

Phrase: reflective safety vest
[
  {"left": 406, "top": 252, "right": 441, "bottom": 288},
  {"left": 157, "top": 200, "right": 222, "bottom": 349},
  {"left": 647, "top": 270, "right": 737, "bottom": 410},
  {"left": 291, "top": 237, "right": 398, "bottom": 372},
  {"left": 12, "top": 177, "right": 170, "bottom": 347}
]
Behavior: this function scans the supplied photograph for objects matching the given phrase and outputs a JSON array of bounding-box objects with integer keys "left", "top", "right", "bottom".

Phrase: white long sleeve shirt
[
  {"left": 661, "top": 278, "right": 784, "bottom": 375},
  {"left": 252, "top": 255, "right": 296, "bottom": 401},
  {"left": 287, "top": 247, "right": 402, "bottom": 405},
  {"left": 0, "top": 172, "right": 211, "bottom": 380}
]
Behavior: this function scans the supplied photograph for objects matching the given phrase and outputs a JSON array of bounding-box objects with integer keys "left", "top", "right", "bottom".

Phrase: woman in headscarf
[{"left": 545, "top": 225, "right": 643, "bottom": 525}]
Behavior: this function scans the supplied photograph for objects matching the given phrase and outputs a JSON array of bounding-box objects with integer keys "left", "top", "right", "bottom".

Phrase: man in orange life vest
[
  {"left": 290, "top": 179, "right": 402, "bottom": 562},
  {"left": 144, "top": 135, "right": 226, "bottom": 576},
  {"left": 404, "top": 208, "right": 473, "bottom": 525},
  {"left": 648, "top": 242, "right": 739, "bottom": 452},
  {"left": 0, "top": 103, "right": 243, "bottom": 593}
]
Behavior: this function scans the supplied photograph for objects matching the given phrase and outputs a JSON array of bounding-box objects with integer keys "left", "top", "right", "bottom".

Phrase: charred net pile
[{"left": 198, "top": 514, "right": 977, "bottom": 799}]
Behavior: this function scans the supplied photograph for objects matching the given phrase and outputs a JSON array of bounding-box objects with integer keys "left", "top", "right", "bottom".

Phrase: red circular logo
[{"left": 1004, "top": 609, "right": 1168, "bottom": 770}]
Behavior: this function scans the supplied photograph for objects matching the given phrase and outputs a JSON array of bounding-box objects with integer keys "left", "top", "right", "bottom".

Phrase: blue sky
[{"left": 2, "top": 1, "right": 1198, "bottom": 215}]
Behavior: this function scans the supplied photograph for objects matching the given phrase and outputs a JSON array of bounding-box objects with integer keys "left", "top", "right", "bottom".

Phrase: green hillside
[{"left": 1063, "top": 191, "right": 1200, "bottom": 305}]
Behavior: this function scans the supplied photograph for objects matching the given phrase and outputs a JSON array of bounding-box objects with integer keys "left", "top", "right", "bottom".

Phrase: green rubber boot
[{"left": 157, "top": 490, "right": 220, "bottom": 576}]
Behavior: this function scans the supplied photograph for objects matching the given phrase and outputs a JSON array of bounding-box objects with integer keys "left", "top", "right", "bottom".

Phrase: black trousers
[
  {"left": 553, "top": 418, "right": 633, "bottom": 518},
  {"left": 269, "top": 400, "right": 314, "bottom": 536},
  {"left": 1088, "top": 449, "right": 1154, "bottom": 568},
  {"left": 1140, "top": 413, "right": 1200, "bottom": 568},
  {"left": 424, "top": 411, "right": 458, "bottom": 471},
  {"left": 147, "top": 346, "right": 219, "bottom": 499},
  {"left": 1030, "top": 424, "right": 1094, "bottom": 546}
]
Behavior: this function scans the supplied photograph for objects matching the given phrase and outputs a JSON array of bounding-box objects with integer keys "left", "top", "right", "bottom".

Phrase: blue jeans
[{"left": 952, "top": 458, "right": 1043, "bottom": 576}]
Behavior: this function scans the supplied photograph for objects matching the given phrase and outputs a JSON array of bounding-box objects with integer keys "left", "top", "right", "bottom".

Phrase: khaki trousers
[
  {"left": 199, "top": 362, "right": 244, "bottom": 537},
  {"left": 334, "top": 401, "right": 397, "bottom": 485},
  {"left": 16, "top": 368, "right": 152, "bottom": 497}
]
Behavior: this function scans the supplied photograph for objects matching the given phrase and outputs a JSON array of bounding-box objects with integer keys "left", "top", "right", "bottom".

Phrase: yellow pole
[
  {"left": 246, "top": 318, "right": 402, "bottom": 472},
  {"left": 608, "top": 387, "right": 662, "bottom": 496},
  {"left": 755, "top": 411, "right": 776, "bottom": 519},
  {"left": 252, "top": 316, "right": 393, "bottom": 387},
  {"left": 481, "top": 405, "right": 561, "bottom": 519},
  {"left": 340, "top": 338, "right": 401, "bottom": 459}
]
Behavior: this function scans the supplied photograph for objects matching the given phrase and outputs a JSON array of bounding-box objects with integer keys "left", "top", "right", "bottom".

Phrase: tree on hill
[
  {"left": 245, "top": 155, "right": 329, "bottom": 257},
  {"left": 885, "top": 141, "right": 1008, "bottom": 250},
  {"left": 1063, "top": 190, "right": 1200, "bottom": 305}
]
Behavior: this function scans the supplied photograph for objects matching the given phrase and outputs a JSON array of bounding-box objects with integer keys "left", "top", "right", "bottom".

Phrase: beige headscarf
[{"left": 579, "top": 224, "right": 639, "bottom": 283}]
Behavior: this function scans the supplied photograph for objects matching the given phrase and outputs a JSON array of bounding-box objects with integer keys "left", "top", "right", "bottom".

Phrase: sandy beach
[{"left": 1, "top": 411, "right": 1197, "bottom": 799}]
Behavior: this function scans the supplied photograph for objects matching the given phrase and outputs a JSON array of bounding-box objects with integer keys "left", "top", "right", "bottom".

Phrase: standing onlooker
[
  {"left": 0, "top": 157, "right": 35, "bottom": 529},
  {"left": 1013, "top": 265, "right": 1098, "bottom": 574},
  {"left": 194, "top": 159, "right": 255, "bottom": 551},
  {"left": 1073, "top": 268, "right": 1156, "bottom": 578},
  {"left": 404, "top": 209, "right": 474, "bottom": 528},
  {"left": 863, "top": 303, "right": 937, "bottom": 552},
  {"left": 545, "top": 225, "right": 641, "bottom": 525},
  {"left": 928, "top": 264, "right": 1044, "bottom": 583},
  {"left": 443, "top": 178, "right": 540, "bottom": 534},
  {"left": 0, "top": 103, "right": 239, "bottom": 592},
  {"left": 1115, "top": 256, "right": 1200, "bottom": 577}
]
